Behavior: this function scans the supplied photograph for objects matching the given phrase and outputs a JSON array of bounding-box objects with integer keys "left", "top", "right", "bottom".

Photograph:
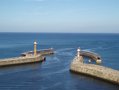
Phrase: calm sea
[{"left": 0, "top": 33, "right": 119, "bottom": 90}]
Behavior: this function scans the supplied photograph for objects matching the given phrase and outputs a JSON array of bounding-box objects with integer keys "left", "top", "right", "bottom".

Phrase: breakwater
[
  {"left": 0, "top": 55, "right": 45, "bottom": 67},
  {"left": 0, "top": 48, "right": 54, "bottom": 67},
  {"left": 70, "top": 49, "right": 119, "bottom": 85},
  {"left": 21, "top": 48, "right": 54, "bottom": 57}
]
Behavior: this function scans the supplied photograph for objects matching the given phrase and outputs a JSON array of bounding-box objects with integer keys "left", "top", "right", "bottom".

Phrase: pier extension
[{"left": 70, "top": 48, "right": 119, "bottom": 85}]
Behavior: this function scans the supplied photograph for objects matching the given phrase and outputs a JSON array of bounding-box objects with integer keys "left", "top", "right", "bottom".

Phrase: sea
[{"left": 0, "top": 33, "right": 119, "bottom": 90}]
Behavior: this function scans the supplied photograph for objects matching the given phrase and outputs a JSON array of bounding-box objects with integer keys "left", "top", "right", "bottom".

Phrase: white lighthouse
[{"left": 77, "top": 48, "right": 81, "bottom": 58}]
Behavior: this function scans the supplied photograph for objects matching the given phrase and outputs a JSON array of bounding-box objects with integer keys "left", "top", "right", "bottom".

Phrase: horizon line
[{"left": 0, "top": 32, "right": 119, "bottom": 34}]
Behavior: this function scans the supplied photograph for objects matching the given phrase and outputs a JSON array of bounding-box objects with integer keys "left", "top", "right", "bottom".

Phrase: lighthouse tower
[
  {"left": 34, "top": 41, "right": 37, "bottom": 56},
  {"left": 77, "top": 48, "right": 81, "bottom": 58}
]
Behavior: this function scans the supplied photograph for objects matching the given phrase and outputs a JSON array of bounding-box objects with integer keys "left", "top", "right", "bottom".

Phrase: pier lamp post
[
  {"left": 34, "top": 41, "right": 37, "bottom": 56},
  {"left": 77, "top": 48, "right": 81, "bottom": 58}
]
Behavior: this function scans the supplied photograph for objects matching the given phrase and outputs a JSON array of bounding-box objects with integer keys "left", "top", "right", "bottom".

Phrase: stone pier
[
  {"left": 0, "top": 55, "right": 45, "bottom": 67},
  {"left": 0, "top": 48, "right": 54, "bottom": 67},
  {"left": 70, "top": 48, "right": 119, "bottom": 85},
  {"left": 0, "top": 40, "right": 54, "bottom": 67}
]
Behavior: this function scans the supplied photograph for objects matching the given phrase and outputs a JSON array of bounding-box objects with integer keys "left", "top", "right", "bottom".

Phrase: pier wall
[
  {"left": 21, "top": 48, "right": 54, "bottom": 57},
  {"left": 0, "top": 55, "right": 45, "bottom": 67},
  {"left": 37, "top": 49, "right": 54, "bottom": 56},
  {"left": 70, "top": 56, "right": 119, "bottom": 85}
]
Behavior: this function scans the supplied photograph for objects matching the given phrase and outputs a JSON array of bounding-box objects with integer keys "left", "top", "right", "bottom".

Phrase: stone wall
[
  {"left": 21, "top": 48, "right": 54, "bottom": 57},
  {"left": 39, "top": 49, "right": 54, "bottom": 56},
  {"left": 70, "top": 56, "right": 119, "bottom": 85},
  {"left": 0, "top": 55, "right": 45, "bottom": 67}
]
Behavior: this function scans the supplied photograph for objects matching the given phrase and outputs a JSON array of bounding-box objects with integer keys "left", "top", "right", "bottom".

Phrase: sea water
[{"left": 0, "top": 33, "right": 119, "bottom": 90}]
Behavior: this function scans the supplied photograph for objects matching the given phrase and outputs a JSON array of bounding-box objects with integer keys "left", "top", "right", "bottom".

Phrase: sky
[{"left": 0, "top": 0, "right": 119, "bottom": 33}]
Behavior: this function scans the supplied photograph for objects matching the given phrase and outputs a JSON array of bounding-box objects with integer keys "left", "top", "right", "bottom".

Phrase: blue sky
[{"left": 0, "top": 0, "right": 119, "bottom": 33}]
